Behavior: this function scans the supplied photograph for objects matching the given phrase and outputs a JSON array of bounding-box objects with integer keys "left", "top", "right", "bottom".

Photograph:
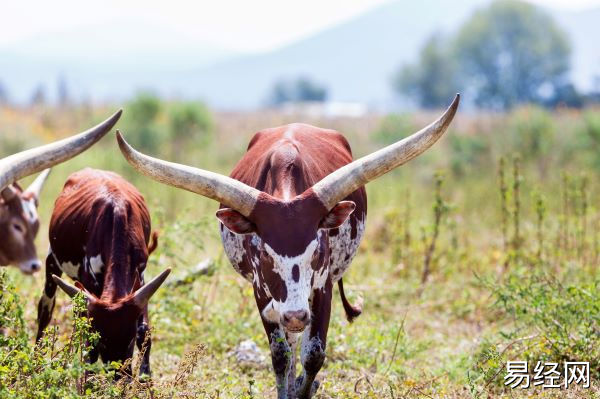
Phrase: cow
[
  {"left": 0, "top": 110, "right": 122, "bottom": 274},
  {"left": 35, "top": 168, "right": 171, "bottom": 377},
  {"left": 116, "top": 95, "right": 460, "bottom": 398}
]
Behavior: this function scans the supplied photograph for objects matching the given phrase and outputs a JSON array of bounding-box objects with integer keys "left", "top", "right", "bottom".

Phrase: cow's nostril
[
  {"left": 31, "top": 262, "right": 41, "bottom": 271},
  {"left": 281, "top": 310, "right": 310, "bottom": 330}
]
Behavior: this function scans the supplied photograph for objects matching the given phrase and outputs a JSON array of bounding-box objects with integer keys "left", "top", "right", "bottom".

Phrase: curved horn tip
[
  {"left": 132, "top": 268, "right": 172, "bottom": 306},
  {"left": 102, "top": 109, "right": 123, "bottom": 129},
  {"left": 115, "top": 130, "right": 133, "bottom": 157},
  {"left": 52, "top": 274, "right": 80, "bottom": 298},
  {"left": 445, "top": 93, "right": 460, "bottom": 118},
  {"left": 451, "top": 93, "right": 460, "bottom": 110},
  {"left": 158, "top": 267, "right": 172, "bottom": 276},
  {"left": 109, "top": 108, "right": 123, "bottom": 122}
]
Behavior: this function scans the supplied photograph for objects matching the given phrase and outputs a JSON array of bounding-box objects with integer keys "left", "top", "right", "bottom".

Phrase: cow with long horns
[
  {"left": 0, "top": 111, "right": 122, "bottom": 274},
  {"left": 117, "top": 95, "right": 459, "bottom": 398},
  {"left": 36, "top": 168, "right": 170, "bottom": 376}
]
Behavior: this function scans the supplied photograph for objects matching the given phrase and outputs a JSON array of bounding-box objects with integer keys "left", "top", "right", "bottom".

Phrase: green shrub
[{"left": 468, "top": 268, "right": 600, "bottom": 394}]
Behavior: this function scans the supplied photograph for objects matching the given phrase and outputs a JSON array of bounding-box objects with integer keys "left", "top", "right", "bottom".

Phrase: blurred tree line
[
  {"left": 123, "top": 92, "right": 213, "bottom": 160},
  {"left": 396, "top": 0, "right": 593, "bottom": 110},
  {"left": 269, "top": 76, "right": 328, "bottom": 106}
]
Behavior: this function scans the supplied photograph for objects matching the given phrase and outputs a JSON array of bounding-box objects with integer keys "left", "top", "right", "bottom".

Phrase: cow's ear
[
  {"left": 320, "top": 201, "right": 356, "bottom": 230},
  {"left": 216, "top": 208, "right": 256, "bottom": 234},
  {"left": 1, "top": 185, "right": 18, "bottom": 203}
]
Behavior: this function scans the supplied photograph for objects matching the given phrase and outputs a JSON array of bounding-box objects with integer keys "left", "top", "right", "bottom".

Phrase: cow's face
[
  {"left": 0, "top": 185, "right": 42, "bottom": 274},
  {"left": 88, "top": 300, "right": 141, "bottom": 364},
  {"left": 217, "top": 197, "right": 355, "bottom": 333}
]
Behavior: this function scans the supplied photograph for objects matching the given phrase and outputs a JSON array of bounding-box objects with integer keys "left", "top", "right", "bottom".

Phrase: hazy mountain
[
  {"left": 0, "top": 1, "right": 598, "bottom": 108},
  {"left": 183, "top": 0, "right": 600, "bottom": 109},
  {"left": 0, "top": 19, "right": 238, "bottom": 103},
  {"left": 183, "top": 0, "right": 488, "bottom": 109}
]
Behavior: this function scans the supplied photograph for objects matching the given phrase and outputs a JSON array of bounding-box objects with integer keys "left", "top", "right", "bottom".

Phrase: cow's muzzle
[
  {"left": 281, "top": 309, "right": 310, "bottom": 332},
  {"left": 19, "top": 259, "right": 42, "bottom": 275}
]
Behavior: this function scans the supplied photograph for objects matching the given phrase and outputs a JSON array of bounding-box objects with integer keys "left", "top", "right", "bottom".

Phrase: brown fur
[{"left": 37, "top": 168, "right": 158, "bottom": 374}]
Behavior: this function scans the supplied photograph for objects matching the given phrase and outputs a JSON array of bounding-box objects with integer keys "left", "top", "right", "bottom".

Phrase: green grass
[{"left": 1, "top": 102, "right": 599, "bottom": 398}]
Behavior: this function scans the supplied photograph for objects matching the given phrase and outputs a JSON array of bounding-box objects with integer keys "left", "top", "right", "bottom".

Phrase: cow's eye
[{"left": 12, "top": 223, "right": 24, "bottom": 233}]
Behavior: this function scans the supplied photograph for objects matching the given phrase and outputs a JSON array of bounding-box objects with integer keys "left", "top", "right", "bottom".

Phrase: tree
[
  {"left": 269, "top": 77, "right": 328, "bottom": 105},
  {"left": 124, "top": 92, "right": 163, "bottom": 152},
  {"left": 454, "top": 0, "right": 571, "bottom": 109},
  {"left": 394, "top": 34, "right": 459, "bottom": 109},
  {"left": 168, "top": 102, "right": 213, "bottom": 159}
]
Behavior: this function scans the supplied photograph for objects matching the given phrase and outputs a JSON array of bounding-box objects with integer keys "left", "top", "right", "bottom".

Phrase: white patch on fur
[
  {"left": 328, "top": 214, "right": 365, "bottom": 283},
  {"left": 88, "top": 254, "right": 104, "bottom": 275},
  {"left": 262, "top": 300, "right": 280, "bottom": 323},
  {"left": 40, "top": 293, "right": 54, "bottom": 313},
  {"left": 60, "top": 261, "right": 80, "bottom": 279},
  {"left": 263, "top": 239, "right": 318, "bottom": 318},
  {"left": 300, "top": 334, "right": 323, "bottom": 365},
  {"left": 220, "top": 224, "right": 253, "bottom": 282},
  {"left": 21, "top": 198, "right": 38, "bottom": 224}
]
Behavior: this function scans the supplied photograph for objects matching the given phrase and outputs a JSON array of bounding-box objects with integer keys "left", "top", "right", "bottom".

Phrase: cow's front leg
[
  {"left": 296, "top": 280, "right": 332, "bottom": 399},
  {"left": 265, "top": 322, "right": 292, "bottom": 399},
  {"left": 285, "top": 331, "right": 300, "bottom": 398},
  {"left": 36, "top": 253, "right": 62, "bottom": 341},
  {"left": 136, "top": 306, "right": 152, "bottom": 377}
]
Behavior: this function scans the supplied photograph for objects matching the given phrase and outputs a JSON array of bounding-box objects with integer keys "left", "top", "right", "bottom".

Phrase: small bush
[{"left": 468, "top": 268, "right": 600, "bottom": 394}]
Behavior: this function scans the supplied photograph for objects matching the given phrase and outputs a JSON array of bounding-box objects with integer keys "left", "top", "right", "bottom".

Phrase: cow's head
[
  {"left": 216, "top": 197, "right": 356, "bottom": 332},
  {"left": 0, "top": 170, "right": 50, "bottom": 274},
  {"left": 116, "top": 95, "right": 459, "bottom": 333},
  {"left": 52, "top": 269, "right": 170, "bottom": 364}
]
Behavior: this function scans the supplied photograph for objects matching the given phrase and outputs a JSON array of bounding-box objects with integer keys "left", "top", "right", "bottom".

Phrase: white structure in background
[{"left": 280, "top": 101, "right": 368, "bottom": 118}]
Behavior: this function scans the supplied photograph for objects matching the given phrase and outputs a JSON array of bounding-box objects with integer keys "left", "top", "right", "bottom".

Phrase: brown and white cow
[
  {"left": 116, "top": 95, "right": 459, "bottom": 398},
  {"left": 36, "top": 168, "right": 170, "bottom": 376},
  {"left": 0, "top": 111, "right": 122, "bottom": 274}
]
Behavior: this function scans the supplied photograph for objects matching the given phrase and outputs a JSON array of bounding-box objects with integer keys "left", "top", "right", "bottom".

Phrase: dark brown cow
[
  {"left": 0, "top": 111, "right": 122, "bottom": 274},
  {"left": 117, "top": 95, "right": 459, "bottom": 398},
  {"left": 36, "top": 168, "right": 170, "bottom": 376}
]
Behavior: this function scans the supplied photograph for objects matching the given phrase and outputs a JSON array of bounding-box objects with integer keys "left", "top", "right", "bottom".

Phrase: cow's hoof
[
  {"left": 139, "top": 364, "right": 151, "bottom": 381},
  {"left": 295, "top": 376, "right": 319, "bottom": 398}
]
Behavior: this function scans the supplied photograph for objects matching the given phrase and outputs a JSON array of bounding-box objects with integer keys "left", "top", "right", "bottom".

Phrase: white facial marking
[
  {"left": 262, "top": 300, "right": 280, "bottom": 323},
  {"left": 263, "top": 239, "right": 318, "bottom": 318},
  {"left": 21, "top": 198, "right": 38, "bottom": 224}
]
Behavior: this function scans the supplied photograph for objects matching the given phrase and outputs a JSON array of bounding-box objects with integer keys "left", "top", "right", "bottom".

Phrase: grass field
[{"left": 1, "top": 102, "right": 599, "bottom": 398}]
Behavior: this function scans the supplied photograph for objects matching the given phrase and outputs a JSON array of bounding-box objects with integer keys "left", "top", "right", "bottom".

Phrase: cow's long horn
[
  {"left": 116, "top": 131, "right": 261, "bottom": 217},
  {"left": 131, "top": 268, "right": 171, "bottom": 307},
  {"left": 52, "top": 275, "right": 96, "bottom": 303},
  {"left": 311, "top": 94, "right": 460, "bottom": 210},
  {"left": 0, "top": 109, "right": 122, "bottom": 191},
  {"left": 24, "top": 168, "right": 51, "bottom": 200}
]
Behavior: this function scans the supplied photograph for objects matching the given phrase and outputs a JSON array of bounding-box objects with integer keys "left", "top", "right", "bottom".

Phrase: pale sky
[{"left": 2, "top": 0, "right": 600, "bottom": 53}]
